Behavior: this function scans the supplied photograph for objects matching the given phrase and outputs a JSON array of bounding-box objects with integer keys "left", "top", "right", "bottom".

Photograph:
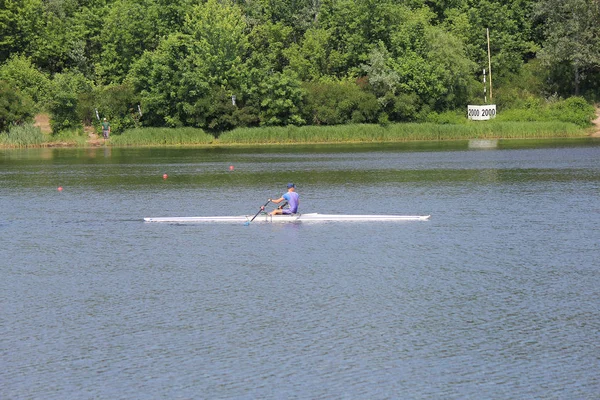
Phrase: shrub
[
  {"left": 0, "top": 80, "right": 35, "bottom": 132},
  {"left": 92, "top": 83, "right": 141, "bottom": 134},
  {"left": 386, "top": 92, "right": 422, "bottom": 122},
  {"left": 256, "top": 71, "right": 306, "bottom": 126},
  {"left": 547, "top": 96, "right": 595, "bottom": 127},
  {"left": 303, "top": 81, "right": 381, "bottom": 125},
  {"left": 48, "top": 72, "right": 92, "bottom": 133},
  {"left": 425, "top": 110, "right": 466, "bottom": 124},
  {"left": 496, "top": 96, "right": 595, "bottom": 127},
  {"left": 493, "top": 60, "right": 548, "bottom": 110},
  {"left": 0, "top": 55, "right": 51, "bottom": 109}
]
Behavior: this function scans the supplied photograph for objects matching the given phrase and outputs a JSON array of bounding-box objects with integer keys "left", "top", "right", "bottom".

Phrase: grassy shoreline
[{"left": 0, "top": 121, "right": 594, "bottom": 148}]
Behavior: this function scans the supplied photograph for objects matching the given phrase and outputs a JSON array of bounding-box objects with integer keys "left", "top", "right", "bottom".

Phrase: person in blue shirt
[{"left": 269, "top": 183, "right": 299, "bottom": 215}]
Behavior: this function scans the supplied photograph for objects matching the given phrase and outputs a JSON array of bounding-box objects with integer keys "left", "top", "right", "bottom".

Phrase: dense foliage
[{"left": 1, "top": 0, "right": 598, "bottom": 134}]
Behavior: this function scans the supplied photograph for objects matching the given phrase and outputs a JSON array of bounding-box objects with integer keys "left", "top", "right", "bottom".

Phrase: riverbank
[
  {"left": 591, "top": 106, "right": 600, "bottom": 137},
  {"left": 1, "top": 116, "right": 598, "bottom": 149},
  {"left": 78, "top": 121, "right": 596, "bottom": 147}
]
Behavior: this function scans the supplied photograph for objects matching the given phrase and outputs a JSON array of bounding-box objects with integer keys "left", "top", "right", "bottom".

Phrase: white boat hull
[{"left": 144, "top": 213, "right": 430, "bottom": 223}]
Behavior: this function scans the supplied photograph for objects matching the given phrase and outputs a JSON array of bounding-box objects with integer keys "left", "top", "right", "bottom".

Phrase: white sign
[{"left": 467, "top": 105, "right": 496, "bottom": 120}]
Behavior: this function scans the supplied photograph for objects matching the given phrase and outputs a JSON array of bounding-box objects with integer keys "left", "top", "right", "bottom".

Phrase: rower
[{"left": 269, "top": 183, "right": 299, "bottom": 215}]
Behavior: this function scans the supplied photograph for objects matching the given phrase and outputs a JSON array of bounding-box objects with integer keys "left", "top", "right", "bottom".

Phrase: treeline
[{"left": 1, "top": 0, "right": 599, "bottom": 135}]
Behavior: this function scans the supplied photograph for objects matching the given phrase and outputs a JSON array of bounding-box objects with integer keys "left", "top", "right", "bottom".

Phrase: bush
[
  {"left": 425, "top": 110, "right": 466, "bottom": 124},
  {"left": 185, "top": 86, "right": 240, "bottom": 132},
  {"left": 493, "top": 60, "right": 548, "bottom": 110},
  {"left": 303, "top": 80, "right": 381, "bottom": 125},
  {"left": 547, "top": 96, "right": 595, "bottom": 127},
  {"left": 0, "top": 80, "right": 35, "bottom": 132},
  {"left": 92, "top": 83, "right": 141, "bottom": 134},
  {"left": 0, "top": 55, "right": 52, "bottom": 109},
  {"left": 48, "top": 72, "right": 92, "bottom": 133},
  {"left": 496, "top": 96, "right": 595, "bottom": 127},
  {"left": 385, "top": 92, "right": 422, "bottom": 122},
  {"left": 256, "top": 71, "right": 306, "bottom": 126}
]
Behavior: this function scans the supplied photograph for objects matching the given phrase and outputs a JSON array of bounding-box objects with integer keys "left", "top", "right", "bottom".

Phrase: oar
[{"left": 244, "top": 200, "right": 271, "bottom": 226}]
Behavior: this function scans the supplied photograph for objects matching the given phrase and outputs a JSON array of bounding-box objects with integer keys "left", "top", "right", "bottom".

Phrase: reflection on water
[
  {"left": 468, "top": 139, "right": 498, "bottom": 149},
  {"left": 1, "top": 139, "right": 599, "bottom": 399}
]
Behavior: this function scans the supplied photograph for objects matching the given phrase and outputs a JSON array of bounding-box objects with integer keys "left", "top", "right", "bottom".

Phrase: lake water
[{"left": 2, "top": 139, "right": 599, "bottom": 399}]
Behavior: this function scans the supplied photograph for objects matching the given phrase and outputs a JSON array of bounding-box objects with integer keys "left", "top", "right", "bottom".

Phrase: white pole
[
  {"left": 483, "top": 69, "right": 487, "bottom": 103},
  {"left": 487, "top": 28, "right": 493, "bottom": 101}
]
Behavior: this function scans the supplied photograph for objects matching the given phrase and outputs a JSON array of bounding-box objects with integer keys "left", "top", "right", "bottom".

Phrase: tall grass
[
  {"left": 0, "top": 124, "right": 46, "bottom": 147},
  {"left": 218, "top": 121, "right": 585, "bottom": 144},
  {"left": 112, "top": 127, "right": 214, "bottom": 146},
  {"left": 0, "top": 120, "right": 588, "bottom": 148},
  {"left": 47, "top": 128, "right": 88, "bottom": 146}
]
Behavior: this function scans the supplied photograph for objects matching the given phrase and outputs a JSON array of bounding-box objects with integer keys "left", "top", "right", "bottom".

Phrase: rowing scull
[{"left": 143, "top": 213, "right": 431, "bottom": 223}]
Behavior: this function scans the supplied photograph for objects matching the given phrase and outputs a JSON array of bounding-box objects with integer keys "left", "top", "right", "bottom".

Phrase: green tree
[
  {"left": 285, "top": 27, "right": 346, "bottom": 80},
  {"left": 245, "top": 21, "right": 294, "bottom": 75},
  {"left": 0, "top": 55, "right": 51, "bottom": 108},
  {"left": 536, "top": 0, "right": 600, "bottom": 96},
  {"left": 48, "top": 71, "right": 93, "bottom": 132},
  {"left": 239, "top": 0, "right": 321, "bottom": 40},
  {"left": 362, "top": 8, "right": 477, "bottom": 119},
  {"left": 445, "top": 0, "right": 537, "bottom": 84},
  {"left": 303, "top": 80, "right": 379, "bottom": 125},
  {"left": 184, "top": 0, "right": 248, "bottom": 88},
  {"left": 29, "top": 0, "right": 94, "bottom": 74},
  {"left": 361, "top": 42, "right": 400, "bottom": 100},
  {"left": 318, "top": 0, "right": 407, "bottom": 77},
  {"left": 129, "top": 0, "right": 249, "bottom": 128},
  {"left": 128, "top": 33, "right": 196, "bottom": 127},
  {"left": 97, "top": 0, "right": 158, "bottom": 83},
  {"left": 255, "top": 70, "right": 306, "bottom": 126},
  {"left": 191, "top": 85, "right": 239, "bottom": 132},
  {"left": 0, "top": 0, "right": 43, "bottom": 63},
  {"left": 362, "top": 44, "right": 422, "bottom": 121},
  {"left": 91, "top": 83, "right": 140, "bottom": 133},
  {"left": 424, "top": 28, "right": 478, "bottom": 109},
  {"left": 0, "top": 80, "right": 35, "bottom": 132}
]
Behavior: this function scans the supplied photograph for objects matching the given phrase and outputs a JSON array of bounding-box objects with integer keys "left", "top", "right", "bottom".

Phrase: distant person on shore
[
  {"left": 269, "top": 183, "right": 299, "bottom": 215},
  {"left": 101, "top": 118, "right": 110, "bottom": 139}
]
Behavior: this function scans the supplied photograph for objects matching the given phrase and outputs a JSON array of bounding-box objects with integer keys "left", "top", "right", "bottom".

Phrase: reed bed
[
  {"left": 218, "top": 121, "right": 585, "bottom": 144},
  {"left": 0, "top": 121, "right": 587, "bottom": 148},
  {"left": 111, "top": 127, "right": 214, "bottom": 146},
  {"left": 0, "top": 124, "right": 46, "bottom": 147}
]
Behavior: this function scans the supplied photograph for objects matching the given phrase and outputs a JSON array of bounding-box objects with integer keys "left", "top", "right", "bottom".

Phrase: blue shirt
[{"left": 283, "top": 191, "right": 299, "bottom": 213}]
